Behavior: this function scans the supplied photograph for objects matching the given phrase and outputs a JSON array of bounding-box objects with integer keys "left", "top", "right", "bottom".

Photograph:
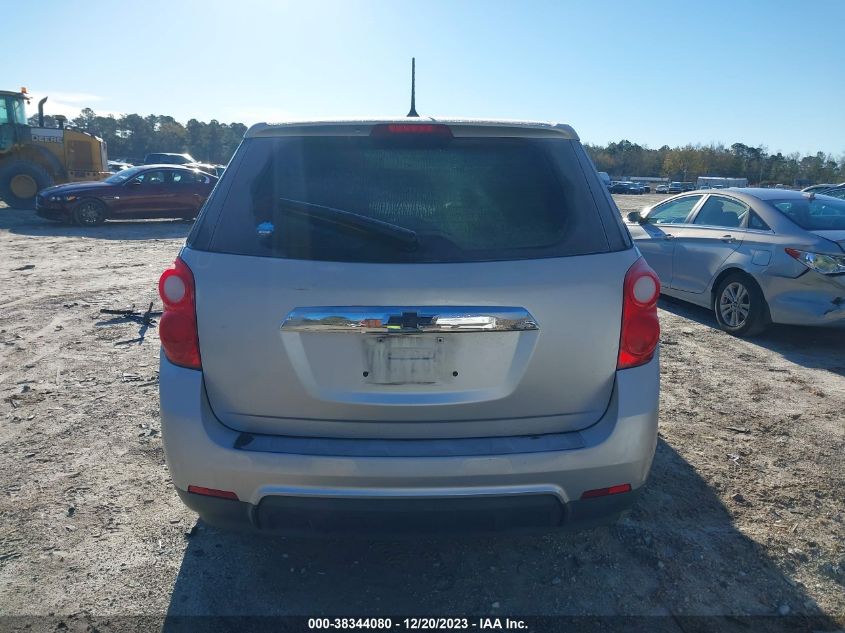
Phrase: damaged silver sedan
[{"left": 626, "top": 188, "right": 845, "bottom": 336}]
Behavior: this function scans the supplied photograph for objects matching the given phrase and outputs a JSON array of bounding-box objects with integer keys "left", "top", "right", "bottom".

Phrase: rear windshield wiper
[{"left": 277, "top": 198, "right": 418, "bottom": 249}]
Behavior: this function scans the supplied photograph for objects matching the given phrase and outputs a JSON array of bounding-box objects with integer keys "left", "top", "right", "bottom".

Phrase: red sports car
[{"left": 35, "top": 164, "right": 217, "bottom": 226}]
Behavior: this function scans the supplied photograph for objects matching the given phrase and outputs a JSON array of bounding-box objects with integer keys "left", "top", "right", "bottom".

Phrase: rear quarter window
[
  {"left": 193, "top": 134, "right": 613, "bottom": 263},
  {"left": 748, "top": 211, "right": 771, "bottom": 231}
]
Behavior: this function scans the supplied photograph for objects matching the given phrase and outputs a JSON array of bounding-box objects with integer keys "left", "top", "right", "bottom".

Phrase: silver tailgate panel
[{"left": 185, "top": 247, "right": 638, "bottom": 439}]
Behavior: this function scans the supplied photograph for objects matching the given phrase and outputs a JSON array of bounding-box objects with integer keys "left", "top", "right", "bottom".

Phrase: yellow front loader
[{"left": 0, "top": 88, "right": 108, "bottom": 209}]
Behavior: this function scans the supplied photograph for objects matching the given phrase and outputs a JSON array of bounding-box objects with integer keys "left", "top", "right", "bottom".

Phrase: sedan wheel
[
  {"left": 72, "top": 200, "right": 107, "bottom": 227},
  {"left": 718, "top": 282, "right": 750, "bottom": 328},
  {"left": 714, "top": 274, "right": 769, "bottom": 337}
]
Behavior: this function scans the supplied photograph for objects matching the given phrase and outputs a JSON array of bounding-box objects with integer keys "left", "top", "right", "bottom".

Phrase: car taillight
[
  {"left": 158, "top": 257, "right": 201, "bottom": 369},
  {"left": 617, "top": 257, "right": 660, "bottom": 370},
  {"left": 785, "top": 247, "right": 845, "bottom": 275},
  {"left": 370, "top": 123, "right": 453, "bottom": 138}
]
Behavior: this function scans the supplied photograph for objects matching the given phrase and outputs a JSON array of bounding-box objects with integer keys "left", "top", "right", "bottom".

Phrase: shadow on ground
[
  {"left": 659, "top": 296, "right": 845, "bottom": 377},
  {"left": 0, "top": 207, "right": 192, "bottom": 241},
  {"left": 160, "top": 440, "right": 840, "bottom": 631}
]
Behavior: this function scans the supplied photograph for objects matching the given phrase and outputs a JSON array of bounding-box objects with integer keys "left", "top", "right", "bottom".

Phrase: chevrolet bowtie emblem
[{"left": 385, "top": 311, "right": 422, "bottom": 330}]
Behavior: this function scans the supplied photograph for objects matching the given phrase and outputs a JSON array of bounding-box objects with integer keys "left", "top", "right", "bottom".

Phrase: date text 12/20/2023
[{"left": 308, "top": 617, "right": 528, "bottom": 630}]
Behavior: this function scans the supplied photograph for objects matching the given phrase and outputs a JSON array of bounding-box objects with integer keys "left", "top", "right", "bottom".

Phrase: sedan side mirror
[
  {"left": 626, "top": 211, "right": 646, "bottom": 224},
  {"left": 128, "top": 179, "right": 142, "bottom": 186}
]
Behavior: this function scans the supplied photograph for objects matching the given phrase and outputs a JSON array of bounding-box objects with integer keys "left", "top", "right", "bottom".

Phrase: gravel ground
[{"left": 0, "top": 197, "right": 843, "bottom": 631}]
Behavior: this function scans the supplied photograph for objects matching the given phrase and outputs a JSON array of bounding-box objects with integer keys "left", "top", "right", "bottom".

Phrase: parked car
[
  {"left": 35, "top": 165, "right": 217, "bottom": 226},
  {"left": 143, "top": 152, "right": 197, "bottom": 165},
  {"left": 625, "top": 189, "right": 845, "bottom": 336},
  {"left": 610, "top": 181, "right": 642, "bottom": 194},
  {"left": 107, "top": 160, "right": 132, "bottom": 173},
  {"left": 190, "top": 161, "right": 217, "bottom": 174},
  {"left": 655, "top": 184, "right": 669, "bottom": 194},
  {"left": 667, "top": 182, "right": 683, "bottom": 193},
  {"left": 801, "top": 183, "right": 838, "bottom": 194},
  {"left": 819, "top": 185, "right": 845, "bottom": 200},
  {"left": 158, "top": 118, "right": 661, "bottom": 535},
  {"left": 635, "top": 182, "right": 651, "bottom": 193}
]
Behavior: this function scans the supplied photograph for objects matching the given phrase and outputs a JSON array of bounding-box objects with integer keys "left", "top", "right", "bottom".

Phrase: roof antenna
[{"left": 407, "top": 57, "right": 419, "bottom": 117}]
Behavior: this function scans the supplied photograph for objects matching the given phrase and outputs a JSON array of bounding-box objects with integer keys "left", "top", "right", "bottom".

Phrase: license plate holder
[{"left": 364, "top": 335, "right": 445, "bottom": 385}]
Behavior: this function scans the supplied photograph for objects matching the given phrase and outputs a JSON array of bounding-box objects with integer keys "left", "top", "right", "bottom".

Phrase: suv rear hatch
[{"left": 183, "top": 120, "right": 636, "bottom": 439}]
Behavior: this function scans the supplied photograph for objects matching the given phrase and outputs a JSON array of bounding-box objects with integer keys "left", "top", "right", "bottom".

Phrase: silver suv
[{"left": 158, "top": 119, "right": 661, "bottom": 535}]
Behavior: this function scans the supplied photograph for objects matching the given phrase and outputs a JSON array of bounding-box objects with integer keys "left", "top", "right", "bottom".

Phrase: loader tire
[{"left": 0, "top": 161, "right": 54, "bottom": 210}]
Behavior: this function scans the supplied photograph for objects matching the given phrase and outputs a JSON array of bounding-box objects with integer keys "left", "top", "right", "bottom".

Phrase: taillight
[
  {"left": 158, "top": 257, "right": 201, "bottom": 369},
  {"left": 617, "top": 257, "right": 660, "bottom": 370},
  {"left": 785, "top": 247, "right": 845, "bottom": 275},
  {"left": 370, "top": 123, "right": 453, "bottom": 138}
]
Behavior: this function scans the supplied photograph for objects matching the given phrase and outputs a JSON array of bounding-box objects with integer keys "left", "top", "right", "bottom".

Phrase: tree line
[
  {"left": 585, "top": 140, "right": 844, "bottom": 186},
  {"left": 29, "top": 109, "right": 844, "bottom": 184},
  {"left": 30, "top": 109, "right": 247, "bottom": 166}
]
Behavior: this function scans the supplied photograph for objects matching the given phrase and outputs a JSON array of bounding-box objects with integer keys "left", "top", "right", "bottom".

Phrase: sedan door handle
[
  {"left": 663, "top": 234, "right": 675, "bottom": 240},
  {"left": 720, "top": 234, "right": 736, "bottom": 243}
]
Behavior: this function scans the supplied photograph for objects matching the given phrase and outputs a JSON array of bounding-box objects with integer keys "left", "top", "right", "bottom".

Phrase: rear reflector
[
  {"left": 370, "top": 123, "right": 453, "bottom": 138},
  {"left": 187, "top": 485, "right": 239, "bottom": 501},
  {"left": 580, "top": 483, "right": 632, "bottom": 500}
]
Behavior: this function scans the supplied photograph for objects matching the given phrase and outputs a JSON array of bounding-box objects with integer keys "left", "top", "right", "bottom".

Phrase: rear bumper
[
  {"left": 159, "top": 353, "right": 659, "bottom": 535},
  {"left": 761, "top": 271, "right": 845, "bottom": 326},
  {"left": 175, "top": 486, "right": 640, "bottom": 536}
]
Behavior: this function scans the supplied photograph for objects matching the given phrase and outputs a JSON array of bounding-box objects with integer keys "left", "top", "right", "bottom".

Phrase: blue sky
[{"left": 4, "top": 0, "right": 843, "bottom": 156}]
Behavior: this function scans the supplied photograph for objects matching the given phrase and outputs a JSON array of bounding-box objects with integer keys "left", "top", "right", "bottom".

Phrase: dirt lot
[{"left": 0, "top": 195, "right": 843, "bottom": 631}]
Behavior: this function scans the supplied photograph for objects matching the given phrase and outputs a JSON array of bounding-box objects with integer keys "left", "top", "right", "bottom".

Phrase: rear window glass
[
  {"left": 771, "top": 196, "right": 845, "bottom": 231},
  {"left": 200, "top": 135, "right": 610, "bottom": 263}
]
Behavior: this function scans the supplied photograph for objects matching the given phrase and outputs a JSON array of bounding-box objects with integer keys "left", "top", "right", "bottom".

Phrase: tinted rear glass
[
  {"left": 198, "top": 135, "right": 610, "bottom": 263},
  {"left": 771, "top": 196, "right": 845, "bottom": 231}
]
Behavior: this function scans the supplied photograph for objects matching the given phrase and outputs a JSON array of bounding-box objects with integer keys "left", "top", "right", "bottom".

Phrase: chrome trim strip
[{"left": 281, "top": 306, "right": 539, "bottom": 333}]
